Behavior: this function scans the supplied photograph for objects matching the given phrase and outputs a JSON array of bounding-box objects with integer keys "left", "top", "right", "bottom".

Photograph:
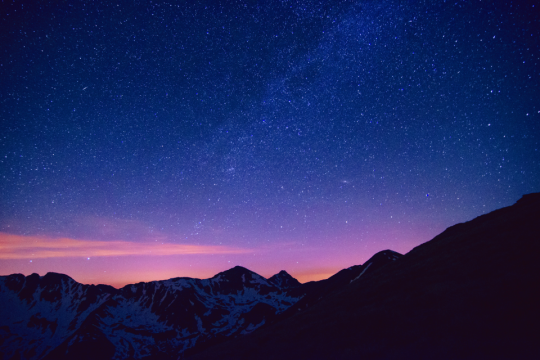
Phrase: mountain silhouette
[
  {"left": 1, "top": 193, "right": 539, "bottom": 359},
  {"left": 187, "top": 193, "right": 540, "bottom": 360}
]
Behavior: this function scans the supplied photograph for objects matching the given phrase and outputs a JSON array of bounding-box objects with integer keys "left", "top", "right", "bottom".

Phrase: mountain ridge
[
  {"left": 2, "top": 193, "right": 538, "bottom": 359},
  {"left": 0, "top": 248, "right": 398, "bottom": 359},
  {"left": 187, "top": 193, "right": 540, "bottom": 360}
]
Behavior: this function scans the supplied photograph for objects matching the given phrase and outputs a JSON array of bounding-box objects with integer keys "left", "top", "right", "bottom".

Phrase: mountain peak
[
  {"left": 368, "top": 249, "right": 402, "bottom": 262},
  {"left": 42, "top": 272, "right": 76, "bottom": 284},
  {"left": 210, "top": 266, "right": 271, "bottom": 288},
  {"left": 268, "top": 270, "right": 301, "bottom": 288},
  {"left": 215, "top": 265, "right": 256, "bottom": 278},
  {"left": 516, "top": 192, "right": 540, "bottom": 206}
]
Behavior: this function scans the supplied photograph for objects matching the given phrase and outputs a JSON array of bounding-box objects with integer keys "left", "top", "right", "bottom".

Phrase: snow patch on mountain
[
  {"left": 0, "top": 268, "right": 303, "bottom": 359},
  {"left": 351, "top": 262, "right": 372, "bottom": 282}
]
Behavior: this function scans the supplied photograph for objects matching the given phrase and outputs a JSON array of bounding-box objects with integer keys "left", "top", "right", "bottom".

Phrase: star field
[{"left": 1, "top": 0, "right": 539, "bottom": 287}]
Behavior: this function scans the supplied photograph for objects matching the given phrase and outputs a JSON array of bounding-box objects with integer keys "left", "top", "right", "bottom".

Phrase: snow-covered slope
[
  {"left": 0, "top": 273, "right": 115, "bottom": 360},
  {"left": 0, "top": 266, "right": 300, "bottom": 360},
  {"left": 0, "top": 259, "right": 392, "bottom": 359}
]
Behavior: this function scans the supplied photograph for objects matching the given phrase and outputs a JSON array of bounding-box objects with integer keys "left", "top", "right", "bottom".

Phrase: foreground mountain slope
[
  {"left": 188, "top": 193, "right": 540, "bottom": 360},
  {"left": 277, "top": 250, "right": 401, "bottom": 320}
]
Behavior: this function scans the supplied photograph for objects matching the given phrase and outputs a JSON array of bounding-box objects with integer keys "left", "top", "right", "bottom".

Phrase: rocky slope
[
  {"left": 0, "top": 251, "right": 398, "bottom": 359},
  {"left": 0, "top": 266, "right": 299, "bottom": 359}
]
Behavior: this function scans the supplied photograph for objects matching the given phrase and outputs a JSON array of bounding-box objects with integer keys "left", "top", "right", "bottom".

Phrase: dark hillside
[{"left": 188, "top": 193, "right": 540, "bottom": 360}]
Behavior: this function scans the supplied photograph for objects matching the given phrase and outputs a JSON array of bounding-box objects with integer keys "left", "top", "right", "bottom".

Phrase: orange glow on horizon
[
  {"left": 292, "top": 269, "right": 341, "bottom": 284},
  {"left": 0, "top": 232, "right": 252, "bottom": 260},
  {"left": 104, "top": 271, "right": 337, "bottom": 289}
]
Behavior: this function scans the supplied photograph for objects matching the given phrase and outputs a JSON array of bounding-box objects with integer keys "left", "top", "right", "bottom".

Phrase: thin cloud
[{"left": 0, "top": 233, "right": 251, "bottom": 260}]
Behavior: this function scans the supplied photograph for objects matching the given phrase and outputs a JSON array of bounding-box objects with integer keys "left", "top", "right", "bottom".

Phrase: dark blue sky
[{"left": 1, "top": 0, "right": 539, "bottom": 286}]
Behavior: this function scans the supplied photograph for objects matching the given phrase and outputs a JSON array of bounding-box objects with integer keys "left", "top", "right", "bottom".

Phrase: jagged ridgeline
[
  {"left": 1, "top": 193, "right": 539, "bottom": 360},
  {"left": 0, "top": 249, "right": 398, "bottom": 359},
  {"left": 188, "top": 193, "right": 540, "bottom": 360}
]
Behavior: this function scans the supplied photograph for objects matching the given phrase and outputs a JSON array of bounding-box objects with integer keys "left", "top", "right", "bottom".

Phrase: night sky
[{"left": 1, "top": 0, "right": 539, "bottom": 288}]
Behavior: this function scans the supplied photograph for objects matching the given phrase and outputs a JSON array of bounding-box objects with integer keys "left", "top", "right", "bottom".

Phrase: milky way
[{"left": 1, "top": 0, "right": 539, "bottom": 287}]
